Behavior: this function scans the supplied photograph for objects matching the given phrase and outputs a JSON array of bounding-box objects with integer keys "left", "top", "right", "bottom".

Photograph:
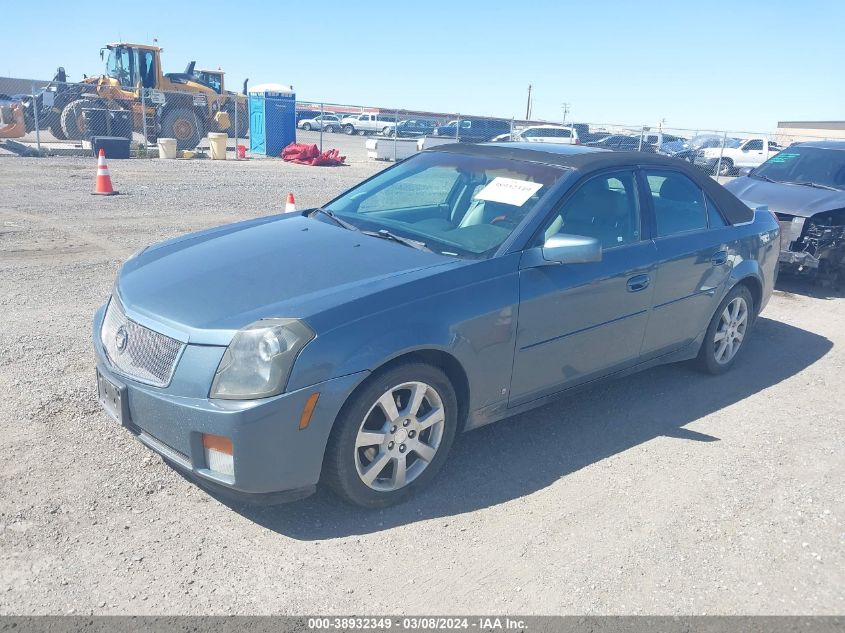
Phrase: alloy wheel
[
  {"left": 714, "top": 296, "right": 748, "bottom": 364},
  {"left": 354, "top": 381, "right": 445, "bottom": 492}
]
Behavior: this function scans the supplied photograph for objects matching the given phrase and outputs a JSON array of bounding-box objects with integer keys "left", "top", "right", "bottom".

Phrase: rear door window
[{"left": 644, "top": 170, "right": 708, "bottom": 237}]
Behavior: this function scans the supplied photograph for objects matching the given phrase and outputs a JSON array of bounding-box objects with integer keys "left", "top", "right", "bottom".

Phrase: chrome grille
[{"left": 100, "top": 297, "right": 184, "bottom": 387}]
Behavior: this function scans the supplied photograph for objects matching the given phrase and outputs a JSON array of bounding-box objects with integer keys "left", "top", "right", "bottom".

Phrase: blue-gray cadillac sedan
[{"left": 93, "top": 143, "right": 779, "bottom": 507}]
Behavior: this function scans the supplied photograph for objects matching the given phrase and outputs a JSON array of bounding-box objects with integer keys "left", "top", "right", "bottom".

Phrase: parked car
[
  {"left": 509, "top": 125, "right": 580, "bottom": 144},
  {"left": 694, "top": 137, "right": 784, "bottom": 176},
  {"left": 725, "top": 141, "right": 845, "bottom": 283},
  {"left": 298, "top": 114, "right": 342, "bottom": 132},
  {"left": 387, "top": 119, "right": 439, "bottom": 138},
  {"left": 658, "top": 134, "right": 729, "bottom": 162},
  {"left": 432, "top": 118, "right": 512, "bottom": 142},
  {"left": 341, "top": 113, "right": 397, "bottom": 136},
  {"left": 586, "top": 134, "right": 657, "bottom": 152},
  {"left": 295, "top": 109, "right": 321, "bottom": 124},
  {"left": 93, "top": 143, "right": 777, "bottom": 508}
]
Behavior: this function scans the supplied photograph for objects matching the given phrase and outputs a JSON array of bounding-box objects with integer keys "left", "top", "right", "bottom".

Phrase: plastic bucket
[
  {"left": 157, "top": 138, "right": 177, "bottom": 159},
  {"left": 237, "top": 144, "right": 246, "bottom": 159},
  {"left": 208, "top": 132, "right": 228, "bottom": 160}
]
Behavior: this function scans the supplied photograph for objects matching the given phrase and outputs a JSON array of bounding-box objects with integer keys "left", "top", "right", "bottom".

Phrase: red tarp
[{"left": 281, "top": 143, "right": 346, "bottom": 166}]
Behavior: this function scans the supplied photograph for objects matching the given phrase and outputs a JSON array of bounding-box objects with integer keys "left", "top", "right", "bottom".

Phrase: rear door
[
  {"left": 511, "top": 169, "right": 657, "bottom": 405},
  {"left": 639, "top": 168, "right": 732, "bottom": 359}
]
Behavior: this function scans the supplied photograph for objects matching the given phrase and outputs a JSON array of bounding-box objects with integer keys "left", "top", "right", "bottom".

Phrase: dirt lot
[{"left": 0, "top": 145, "right": 843, "bottom": 616}]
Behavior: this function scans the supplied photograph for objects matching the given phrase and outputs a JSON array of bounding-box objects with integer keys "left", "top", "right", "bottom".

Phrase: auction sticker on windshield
[{"left": 474, "top": 177, "right": 543, "bottom": 206}]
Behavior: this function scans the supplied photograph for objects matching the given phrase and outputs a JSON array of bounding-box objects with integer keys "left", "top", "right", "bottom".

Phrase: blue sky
[{"left": 1, "top": 0, "right": 842, "bottom": 131}]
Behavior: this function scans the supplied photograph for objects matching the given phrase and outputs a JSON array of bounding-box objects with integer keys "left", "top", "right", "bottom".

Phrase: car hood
[
  {"left": 116, "top": 214, "right": 458, "bottom": 345},
  {"left": 724, "top": 177, "right": 845, "bottom": 218}
]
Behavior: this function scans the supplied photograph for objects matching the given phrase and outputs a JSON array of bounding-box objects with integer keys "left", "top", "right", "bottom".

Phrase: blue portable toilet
[{"left": 248, "top": 83, "right": 296, "bottom": 156}]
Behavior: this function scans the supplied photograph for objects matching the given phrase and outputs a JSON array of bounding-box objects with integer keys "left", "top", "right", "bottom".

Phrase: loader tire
[
  {"left": 60, "top": 98, "right": 98, "bottom": 140},
  {"left": 161, "top": 108, "right": 202, "bottom": 150}
]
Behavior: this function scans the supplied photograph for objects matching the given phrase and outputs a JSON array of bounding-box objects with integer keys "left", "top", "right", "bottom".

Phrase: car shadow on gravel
[{"left": 218, "top": 316, "right": 831, "bottom": 539}]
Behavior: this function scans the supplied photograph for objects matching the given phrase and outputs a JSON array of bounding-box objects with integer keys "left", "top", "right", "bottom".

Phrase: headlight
[{"left": 210, "top": 318, "right": 315, "bottom": 400}]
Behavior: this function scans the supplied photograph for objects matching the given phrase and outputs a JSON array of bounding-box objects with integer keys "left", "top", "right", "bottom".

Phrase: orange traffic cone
[
  {"left": 92, "top": 149, "right": 117, "bottom": 196},
  {"left": 285, "top": 192, "right": 296, "bottom": 213}
]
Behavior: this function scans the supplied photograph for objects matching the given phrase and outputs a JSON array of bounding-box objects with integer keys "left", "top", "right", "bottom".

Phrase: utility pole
[
  {"left": 525, "top": 84, "right": 532, "bottom": 120},
  {"left": 561, "top": 102, "right": 570, "bottom": 124}
]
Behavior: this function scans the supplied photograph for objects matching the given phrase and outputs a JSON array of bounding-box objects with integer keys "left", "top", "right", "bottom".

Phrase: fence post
[
  {"left": 456, "top": 113, "right": 460, "bottom": 141},
  {"left": 140, "top": 88, "right": 148, "bottom": 156},
  {"left": 319, "top": 103, "right": 324, "bottom": 153},
  {"left": 393, "top": 109, "right": 398, "bottom": 162},
  {"left": 510, "top": 117, "right": 515, "bottom": 140},
  {"left": 638, "top": 126, "right": 645, "bottom": 152},
  {"left": 31, "top": 84, "right": 41, "bottom": 154},
  {"left": 715, "top": 131, "right": 728, "bottom": 180},
  {"left": 233, "top": 97, "right": 238, "bottom": 160}
]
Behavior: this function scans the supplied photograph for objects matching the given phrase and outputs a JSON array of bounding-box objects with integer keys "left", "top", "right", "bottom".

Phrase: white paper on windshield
[{"left": 474, "top": 177, "right": 543, "bottom": 207}]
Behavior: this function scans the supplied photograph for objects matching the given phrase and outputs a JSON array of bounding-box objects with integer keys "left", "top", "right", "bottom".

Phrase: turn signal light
[{"left": 202, "top": 433, "right": 234, "bottom": 476}]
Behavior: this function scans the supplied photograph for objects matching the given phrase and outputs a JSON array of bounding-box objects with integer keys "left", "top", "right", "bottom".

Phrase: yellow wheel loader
[{"left": 58, "top": 43, "right": 234, "bottom": 150}]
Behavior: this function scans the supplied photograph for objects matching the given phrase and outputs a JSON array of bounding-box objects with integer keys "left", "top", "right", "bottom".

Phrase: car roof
[
  {"left": 793, "top": 140, "right": 845, "bottom": 150},
  {"left": 425, "top": 142, "right": 754, "bottom": 225}
]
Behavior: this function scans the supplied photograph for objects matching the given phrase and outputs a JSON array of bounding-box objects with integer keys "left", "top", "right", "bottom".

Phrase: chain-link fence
[
  {"left": 0, "top": 72, "right": 248, "bottom": 158},
  {"left": 3, "top": 72, "right": 844, "bottom": 170}
]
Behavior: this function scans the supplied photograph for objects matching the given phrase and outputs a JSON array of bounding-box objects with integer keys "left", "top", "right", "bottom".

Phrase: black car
[
  {"left": 725, "top": 141, "right": 845, "bottom": 283},
  {"left": 432, "top": 118, "right": 512, "bottom": 142},
  {"left": 586, "top": 134, "right": 657, "bottom": 153},
  {"left": 389, "top": 119, "right": 439, "bottom": 138}
]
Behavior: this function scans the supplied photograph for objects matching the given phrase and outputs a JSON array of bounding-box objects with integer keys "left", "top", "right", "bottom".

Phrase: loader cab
[
  {"left": 102, "top": 44, "right": 160, "bottom": 90},
  {"left": 194, "top": 69, "right": 224, "bottom": 94}
]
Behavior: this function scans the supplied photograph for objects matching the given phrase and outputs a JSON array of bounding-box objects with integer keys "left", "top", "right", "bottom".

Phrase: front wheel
[
  {"left": 344, "top": 124, "right": 355, "bottom": 135},
  {"left": 697, "top": 285, "right": 754, "bottom": 374},
  {"left": 323, "top": 363, "right": 458, "bottom": 508},
  {"left": 302, "top": 122, "right": 312, "bottom": 131},
  {"left": 717, "top": 159, "right": 734, "bottom": 177}
]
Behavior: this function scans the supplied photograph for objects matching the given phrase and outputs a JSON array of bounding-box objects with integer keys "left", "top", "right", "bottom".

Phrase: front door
[{"left": 511, "top": 170, "right": 656, "bottom": 406}]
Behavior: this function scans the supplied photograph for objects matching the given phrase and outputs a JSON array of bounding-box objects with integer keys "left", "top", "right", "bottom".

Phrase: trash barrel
[
  {"left": 208, "top": 132, "right": 228, "bottom": 160},
  {"left": 157, "top": 138, "right": 177, "bottom": 159}
]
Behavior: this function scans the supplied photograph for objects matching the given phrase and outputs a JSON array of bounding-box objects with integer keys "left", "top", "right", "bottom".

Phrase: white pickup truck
[
  {"left": 694, "top": 136, "right": 784, "bottom": 176},
  {"left": 341, "top": 113, "right": 397, "bottom": 136}
]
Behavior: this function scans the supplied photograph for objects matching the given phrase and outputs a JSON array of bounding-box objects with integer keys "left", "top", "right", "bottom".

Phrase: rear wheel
[
  {"left": 717, "top": 158, "right": 734, "bottom": 177},
  {"left": 302, "top": 122, "right": 312, "bottom": 131},
  {"left": 697, "top": 285, "right": 754, "bottom": 374},
  {"left": 381, "top": 126, "right": 392, "bottom": 135},
  {"left": 344, "top": 124, "right": 355, "bottom": 135},
  {"left": 161, "top": 107, "right": 202, "bottom": 150},
  {"left": 323, "top": 362, "right": 458, "bottom": 508}
]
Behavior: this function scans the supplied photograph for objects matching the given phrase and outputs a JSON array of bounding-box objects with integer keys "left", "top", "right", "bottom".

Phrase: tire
[
  {"left": 302, "top": 122, "right": 312, "bottom": 131},
  {"left": 49, "top": 122, "right": 67, "bottom": 141},
  {"left": 161, "top": 107, "right": 202, "bottom": 150},
  {"left": 324, "top": 125, "right": 335, "bottom": 133},
  {"left": 697, "top": 284, "right": 754, "bottom": 375},
  {"left": 357, "top": 129, "right": 367, "bottom": 136},
  {"left": 382, "top": 126, "right": 392, "bottom": 135},
  {"left": 60, "top": 98, "right": 99, "bottom": 140},
  {"left": 344, "top": 124, "right": 355, "bottom": 135},
  {"left": 323, "top": 362, "right": 459, "bottom": 508},
  {"left": 717, "top": 159, "right": 734, "bottom": 177}
]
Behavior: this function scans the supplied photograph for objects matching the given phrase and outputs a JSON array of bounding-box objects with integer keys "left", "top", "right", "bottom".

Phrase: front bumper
[{"left": 92, "top": 304, "right": 367, "bottom": 500}]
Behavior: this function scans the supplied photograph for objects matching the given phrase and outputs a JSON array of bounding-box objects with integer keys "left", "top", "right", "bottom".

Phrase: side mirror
[{"left": 540, "top": 233, "right": 602, "bottom": 265}]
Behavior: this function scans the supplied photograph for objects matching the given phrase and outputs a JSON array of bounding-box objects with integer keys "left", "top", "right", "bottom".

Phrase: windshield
[
  {"left": 105, "top": 47, "right": 133, "bottom": 87},
  {"left": 752, "top": 146, "right": 845, "bottom": 190},
  {"left": 323, "top": 151, "right": 567, "bottom": 258}
]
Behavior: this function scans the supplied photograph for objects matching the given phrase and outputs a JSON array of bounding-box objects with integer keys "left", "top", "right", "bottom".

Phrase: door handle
[
  {"left": 711, "top": 250, "right": 728, "bottom": 266},
  {"left": 627, "top": 274, "right": 650, "bottom": 292}
]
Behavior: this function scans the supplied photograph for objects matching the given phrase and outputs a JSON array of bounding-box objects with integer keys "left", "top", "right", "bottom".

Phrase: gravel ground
[{"left": 0, "top": 146, "right": 843, "bottom": 616}]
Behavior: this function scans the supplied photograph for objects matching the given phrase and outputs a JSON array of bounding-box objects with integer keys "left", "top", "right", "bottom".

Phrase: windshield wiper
[
  {"left": 362, "top": 229, "right": 431, "bottom": 252},
  {"left": 751, "top": 173, "right": 780, "bottom": 183},
  {"left": 782, "top": 181, "right": 840, "bottom": 191},
  {"left": 304, "top": 207, "right": 360, "bottom": 231}
]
